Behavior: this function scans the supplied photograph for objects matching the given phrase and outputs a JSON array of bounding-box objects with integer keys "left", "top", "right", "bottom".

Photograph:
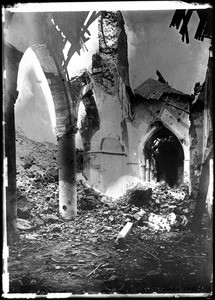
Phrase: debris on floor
[
  {"left": 115, "top": 221, "right": 133, "bottom": 246},
  {"left": 7, "top": 126, "right": 212, "bottom": 294}
]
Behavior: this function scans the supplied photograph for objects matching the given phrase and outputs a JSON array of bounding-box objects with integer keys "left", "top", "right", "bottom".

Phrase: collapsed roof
[{"left": 134, "top": 78, "right": 192, "bottom": 101}]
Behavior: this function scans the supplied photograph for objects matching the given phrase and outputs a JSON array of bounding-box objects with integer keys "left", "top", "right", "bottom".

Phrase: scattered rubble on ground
[
  {"left": 16, "top": 125, "right": 195, "bottom": 235},
  {"left": 8, "top": 126, "right": 212, "bottom": 294},
  {"left": 16, "top": 173, "right": 193, "bottom": 235}
]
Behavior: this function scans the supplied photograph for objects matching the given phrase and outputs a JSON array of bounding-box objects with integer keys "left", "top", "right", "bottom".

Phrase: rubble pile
[
  {"left": 16, "top": 173, "right": 193, "bottom": 233},
  {"left": 150, "top": 181, "right": 194, "bottom": 217},
  {"left": 114, "top": 181, "right": 193, "bottom": 233},
  {"left": 77, "top": 180, "right": 103, "bottom": 211},
  {"left": 121, "top": 183, "right": 152, "bottom": 207},
  {"left": 15, "top": 126, "right": 194, "bottom": 235},
  {"left": 12, "top": 127, "right": 211, "bottom": 295}
]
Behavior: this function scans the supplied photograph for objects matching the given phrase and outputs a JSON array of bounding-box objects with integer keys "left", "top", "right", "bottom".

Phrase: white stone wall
[{"left": 82, "top": 81, "right": 130, "bottom": 193}]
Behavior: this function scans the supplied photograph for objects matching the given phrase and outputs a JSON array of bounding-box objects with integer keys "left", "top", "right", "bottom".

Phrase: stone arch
[
  {"left": 141, "top": 126, "right": 185, "bottom": 187},
  {"left": 30, "top": 44, "right": 76, "bottom": 137},
  {"left": 100, "top": 137, "right": 124, "bottom": 152},
  {"left": 16, "top": 46, "right": 58, "bottom": 144},
  {"left": 138, "top": 120, "right": 188, "bottom": 163}
]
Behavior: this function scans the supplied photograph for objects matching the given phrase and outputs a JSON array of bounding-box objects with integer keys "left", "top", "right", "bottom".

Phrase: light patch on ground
[{"left": 105, "top": 175, "right": 145, "bottom": 199}]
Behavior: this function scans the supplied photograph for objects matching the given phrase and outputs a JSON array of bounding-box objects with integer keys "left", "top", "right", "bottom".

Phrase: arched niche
[{"left": 100, "top": 137, "right": 124, "bottom": 152}]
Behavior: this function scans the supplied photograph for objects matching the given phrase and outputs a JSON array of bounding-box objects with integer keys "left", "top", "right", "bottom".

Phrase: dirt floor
[{"left": 6, "top": 127, "right": 213, "bottom": 295}]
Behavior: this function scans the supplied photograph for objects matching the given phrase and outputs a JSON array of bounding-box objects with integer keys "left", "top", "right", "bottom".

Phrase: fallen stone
[
  {"left": 79, "top": 197, "right": 98, "bottom": 210},
  {"left": 125, "top": 218, "right": 131, "bottom": 222},
  {"left": 17, "top": 218, "right": 34, "bottom": 231},
  {"left": 25, "top": 233, "right": 40, "bottom": 240},
  {"left": 148, "top": 213, "right": 171, "bottom": 232},
  {"left": 107, "top": 275, "right": 117, "bottom": 281},
  {"left": 108, "top": 216, "right": 114, "bottom": 222},
  {"left": 131, "top": 207, "right": 139, "bottom": 213},
  {"left": 167, "top": 212, "right": 177, "bottom": 225},
  {"left": 43, "top": 167, "right": 58, "bottom": 183},
  {"left": 115, "top": 222, "right": 133, "bottom": 246},
  {"left": 133, "top": 209, "right": 147, "bottom": 222},
  {"left": 45, "top": 214, "right": 59, "bottom": 223},
  {"left": 50, "top": 225, "right": 61, "bottom": 233},
  {"left": 146, "top": 270, "right": 161, "bottom": 276},
  {"left": 84, "top": 195, "right": 97, "bottom": 200},
  {"left": 104, "top": 226, "right": 112, "bottom": 231},
  {"left": 126, "top": 187, "right": 152, "bottom": 207},
  {"left": 34, "top": 216, "right": 45, "bottom": 226}
]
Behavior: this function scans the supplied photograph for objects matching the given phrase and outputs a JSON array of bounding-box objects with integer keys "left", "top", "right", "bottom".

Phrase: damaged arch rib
[{"left": 31, "top": 44, "right": 78, "bottom": 219}]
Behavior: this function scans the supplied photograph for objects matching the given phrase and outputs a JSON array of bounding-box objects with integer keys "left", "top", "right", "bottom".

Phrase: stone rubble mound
[
  {"left": 16, "top": 125, "right": 194, "bottom": 233},
  {"left": 115, "top": 181, "right": 193, "bottom": 232},
  {"left": 16, "top": 175, "right": 193, "bottom": 233},
  {"left": 77, "top": 180, "right": 103, "bottom": 211},
  {"left": 121, "top": 182, "right": 152, "bottom": 207}
]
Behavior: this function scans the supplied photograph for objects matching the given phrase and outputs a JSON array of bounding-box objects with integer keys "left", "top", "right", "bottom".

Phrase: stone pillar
[
  {"left": 150, "top": 158, "right": 155, "bottom": 181},
  {"left": 5, "top": 93, "right": 18, "bottom": 235},
  {"left": 58, "top": 129, "right": 77, "bottom": 219},
  {"left": 142, "top": 160, "right": 146, "bottom": 181},
  {"left": 140, "top": 163, "right": 145, "bottom": 181},
  {"left": 4, "top": 43, "right": 23, "bottom": 242},
  {"left": 31, "top": 44, "right": 78, "bottom": 220}
]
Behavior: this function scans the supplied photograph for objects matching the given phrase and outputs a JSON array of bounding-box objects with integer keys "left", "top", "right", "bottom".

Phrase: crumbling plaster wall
[
  {"left": 82, "top": 74, "right": 129, "bottom": 192},
  {"left": 80, "top": 11, "right": 194, "bottom": 193},
  {"left": 80, "top": 11, "right": 131, "bottom": 193}
]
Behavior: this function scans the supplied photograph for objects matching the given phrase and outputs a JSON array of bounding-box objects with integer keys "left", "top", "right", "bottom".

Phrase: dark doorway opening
[{"left": 143, "top": 127, "right": 184, "bottom": 187}]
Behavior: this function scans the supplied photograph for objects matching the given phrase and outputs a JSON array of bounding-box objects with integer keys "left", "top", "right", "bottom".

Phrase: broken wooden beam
[{"left": 115, "top": 222, "right": 133, "bottom": 246}]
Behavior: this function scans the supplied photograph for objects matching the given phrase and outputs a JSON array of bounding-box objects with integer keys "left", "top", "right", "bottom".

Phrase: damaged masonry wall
[
  {"left": 79, "top": 11, "right": 131, "bottom": 195},
  {"left": 76, "top": 11, "right": 193, "bottom": 198},
  {"left": 127, "top": 79, "right": 192, "bottom": 189},
  {"left": 189, "top": 55, "right": 213, "bottom": 218},
  {"left": 14, "top": 11, "right": 208, "bottom": 200}
]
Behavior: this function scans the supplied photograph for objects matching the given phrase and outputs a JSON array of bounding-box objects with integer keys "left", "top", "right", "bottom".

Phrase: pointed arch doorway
[{"left": 143, "top": 127, "right": 184, "bottom": 187}]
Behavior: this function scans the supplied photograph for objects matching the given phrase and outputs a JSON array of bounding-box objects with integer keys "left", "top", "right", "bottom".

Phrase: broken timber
[{"left": 115, "top": 222, "right": 133, "bottom": 246}]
